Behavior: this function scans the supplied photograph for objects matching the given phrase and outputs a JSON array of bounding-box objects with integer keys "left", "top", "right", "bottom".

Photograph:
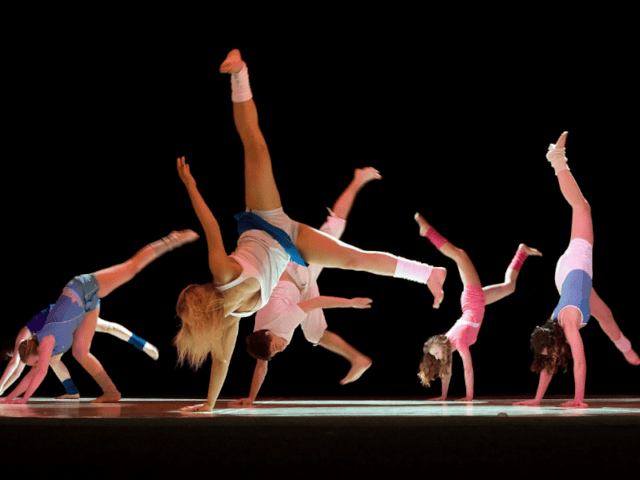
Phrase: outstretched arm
[
  {"left": 331, "top": 167, "right": 381, "bottom": 220},
  {"left": 228, "top": 359, "right": 268, "bottom": 408},
  {"left": 180, "top": 320, "right": 240, "bottom": 413},
  {"left": 298, "top": 296, "right": 372, "bottom": 313},
  {"left": 0, "top": 328, "right": 32, "bottom": 395},
  {"left": 177, "top": 157, "right": 239, "bottom": 284},
  {"left": 2, "top": 336, "right": 54, "bottom": 403}
]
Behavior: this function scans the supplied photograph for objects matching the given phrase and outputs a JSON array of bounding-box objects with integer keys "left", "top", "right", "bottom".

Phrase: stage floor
[
  {"left": 1, "top": 396, "right": 639, "bottom": 420},
  {"left": 2, "top": 397, "right": 639, "bottom": 479}
]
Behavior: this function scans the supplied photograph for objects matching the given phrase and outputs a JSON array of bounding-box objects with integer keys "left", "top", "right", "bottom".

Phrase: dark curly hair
[
  {"left": 417, "top": 334, "right": 452, "bottom": 387},
  {"left": 530, "top": 317, "right": 572, "bottom": 375},
  {"left": 246, "top": 330, "right": 273, "bottom": 361}
]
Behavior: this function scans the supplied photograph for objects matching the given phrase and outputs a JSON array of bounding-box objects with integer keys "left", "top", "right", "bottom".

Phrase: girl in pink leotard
[{"left": 416, "top": 213, "right": 541, "bottom": 401}]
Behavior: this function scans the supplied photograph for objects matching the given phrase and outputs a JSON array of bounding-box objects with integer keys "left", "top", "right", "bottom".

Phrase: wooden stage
[{"left": 2, "top": 397, "right": 638, "bottom": 479}]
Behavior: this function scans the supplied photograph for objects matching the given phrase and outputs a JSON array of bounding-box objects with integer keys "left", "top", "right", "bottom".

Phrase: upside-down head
[
  {"left": 530, "top": 317, "right": 572, "bottom": 375},
  {"left": 418, "top": 334, "right": 452, "bottom": 387},
  {"left": 18, "top": 337, "right": 40, "bottom": 366},
  {"left": 174, "top": 282, "right": 227, "bottom": 370},
  {"left": 246, "top": 330, "right": 273, "bottom": 361}
]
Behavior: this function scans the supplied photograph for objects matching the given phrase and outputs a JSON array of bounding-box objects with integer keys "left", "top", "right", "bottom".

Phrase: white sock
[
  {"left": 614, "top": 334, "right": 632, "bottom": 353},
  {"left": 231, "top": 64, "right": 253, "bottom": 103},
  {"left": 393, "top": 257, "right": 433, "bottom": 284},
  {"left": 546, "top": 144, "right": 569, "bottom": 175}
]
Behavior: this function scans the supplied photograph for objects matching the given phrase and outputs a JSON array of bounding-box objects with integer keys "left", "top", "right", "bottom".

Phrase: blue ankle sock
[
  {"left": 127, "top": 333, "right": 147, "bottom": 351},
  {"left": 62, "top": 378, "right": 79, "bottom": 395}
]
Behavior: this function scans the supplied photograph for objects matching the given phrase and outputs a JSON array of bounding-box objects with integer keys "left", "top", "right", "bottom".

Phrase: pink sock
[
  {"left": 425, "top": 228, "right": 447, "bottom": 250},
  {"left": 508, "top": 248, "right": 528, "bottom": 271}
]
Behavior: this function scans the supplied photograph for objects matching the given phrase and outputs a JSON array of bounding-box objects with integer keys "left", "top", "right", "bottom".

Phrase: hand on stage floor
[
  {"left": 179, "top": 403, "right": 214, "bottom": 413},
  {"left": 513, "top": 399, "right": 541, "bottom": 406},
  {"left": 228, "top": 398, "right": 255, "bottom": 408},
  {"left": 2, "top": 397, "right": 28, "bottom": 404},
  {"left": 561, "top": 399, "right": 588, "bottom": 408},
  {"left": 426, "top": 395, "right": 447, "bottom": 402}
]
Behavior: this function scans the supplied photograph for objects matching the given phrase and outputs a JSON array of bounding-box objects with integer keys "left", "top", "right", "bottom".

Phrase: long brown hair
[
  {"left": 530, "top": 317, "right": 572, "bottom": 375},
  {"left": 174, "top": 282, "right": 230, "bottom": 370},
  {"left": 18, "top": 337, "right": 39, "bottom": 364},
  {"left": 417, "top": 334, "right": 452, "bottom": 387}
]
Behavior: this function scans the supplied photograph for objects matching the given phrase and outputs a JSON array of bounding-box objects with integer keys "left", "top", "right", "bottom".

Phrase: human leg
[
  {"left": 547, "top": 132, "right": 593, "bottom": 245},
  {"left": 415, "top": 212, "right": 480, "bottom": 288},
  {"left": 318, "top": 330, "right": 372, "bottom": 385},
  {"left": 96, "top": 319, "right": 159, "bottom": 360},
  {"left": 482, "top": 244, "right": 542, "bottom": 305},
  {"left": 221, "top": 49, "right": 282, "bottom": 211},
  {"left": 93, "top": 230, "right": 198, "bottom": 298},
  {"left": 590, "top": 289, "right": 640, "bottom": 365},
  {"left": 296, "top": 222, "right": 446, "bottom": 308},
  {"left": 49, "top": 355, "right": 80, "bottom": 400},
  {"left": 71, "top": 308, "right": 121, "bottom": 402}
]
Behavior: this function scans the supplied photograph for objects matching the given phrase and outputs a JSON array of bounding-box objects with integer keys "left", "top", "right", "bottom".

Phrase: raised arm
[
  {"left": 177, "top": 157, "right": 239, "bottom": 283},
  {"left": 2, "top": 335, "right": 54, "bottom": 404},
  {"left": 0, "top": 328, "right": 31, "bottom": 395},
  {"left": 179, "top": 319, "right": 240, "bottom": 413},
  {"left": 330, "top": 167, "right": 381, "bottom": 220}
]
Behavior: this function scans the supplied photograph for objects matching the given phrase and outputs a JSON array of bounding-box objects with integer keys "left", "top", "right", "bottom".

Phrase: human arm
[
  {"left": 560, "top": 311, "right": 588, "bottom": 408},
  {"left": 297, "top": 296, "right": 372, "bottom": 313},
  {"left": 456, "top": 348, "right": 474, "bottom": 401},
  {"left": 513, "top": 368, "right": 554, "bottom": 406},
  {"left": 179, "top": 319, "right": 240, "bottom": 413},
  {"left": 0, "top": 328, "right": 32, "bottom": 395},
  {"left": 228, "top": 359, "right": 268, "bottom": 408},
  {"left": 330, "top": 167, "right": 381, "bottom": 220},
  {"left": 176, "top": 157, "right": 239, "bottom": 283},
  {"left": 2, "top": 335, "right": 54, "bottom": 403}
]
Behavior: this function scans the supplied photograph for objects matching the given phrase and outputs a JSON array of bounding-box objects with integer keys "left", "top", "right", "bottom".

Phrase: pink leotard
[{"left": 445, "top": 285, "right": 486, "bottom": 352}]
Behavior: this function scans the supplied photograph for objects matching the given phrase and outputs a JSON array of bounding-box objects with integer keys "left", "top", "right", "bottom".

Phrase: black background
[{"left": 2, "top": 8, "right": 638, "bottom": 401}]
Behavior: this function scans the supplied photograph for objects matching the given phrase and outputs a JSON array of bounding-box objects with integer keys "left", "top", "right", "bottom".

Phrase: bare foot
[
  {"left": 55, "top": 394, "right": 80, "bottom": 400},
  {"left": 220, "top": 49, "right": 245, "bottom": 74},
  {"left": 91, "top": 392, "right": 122, "bottom": 403},
  {"left": 427, "top": 267, "right": 447, "bottom": 309},
  {"left": 519, "top": 243, "right": 543, "bottom": 257},
  {"left": 340, "top": 356, "right": 372, "bottom": 385},
  {"left": 623, "top": 348, "right": 640, "bottom": 366},
  {"left": 167, "top": 229, "right": 199, "bottom": 249},
  {"left": 414, "top": 212, "right": 432, "bottom": 237},
  {"left": 143, "top": 342, "right": 159, "bottom": 361}
]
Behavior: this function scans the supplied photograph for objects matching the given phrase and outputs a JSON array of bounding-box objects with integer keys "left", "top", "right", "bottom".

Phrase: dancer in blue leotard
[
  {"left": 1, "top": 230, "right": 197, "bottom": 404},
  {"left": 515, "top": 132, "right": 639, "bottom": 409}
]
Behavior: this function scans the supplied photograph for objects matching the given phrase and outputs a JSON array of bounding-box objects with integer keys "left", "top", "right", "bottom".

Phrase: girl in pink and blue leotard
[
  {"left": 416, "top": 213, "right": 542, "bottom": 401},
  {"left": 515, "top": 132, "right": 639, "bottom": 409}
]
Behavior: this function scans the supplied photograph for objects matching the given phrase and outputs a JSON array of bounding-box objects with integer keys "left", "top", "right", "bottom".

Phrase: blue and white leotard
[{"left": 552, "top": 238, "right": 593, "bottom": 328}]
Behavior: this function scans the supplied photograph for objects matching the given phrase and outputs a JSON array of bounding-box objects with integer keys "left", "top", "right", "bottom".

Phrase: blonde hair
[
  {"left": 174, "top": 282, "right": 231, "bottom": 370},
  {"left": 417, "top": 334, "right": 452, "bottom": 387}
]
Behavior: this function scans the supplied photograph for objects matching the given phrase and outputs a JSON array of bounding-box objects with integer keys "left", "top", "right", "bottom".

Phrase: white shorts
[{"left": 554, "top": 238, "right": 593, "bottom": 293}]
